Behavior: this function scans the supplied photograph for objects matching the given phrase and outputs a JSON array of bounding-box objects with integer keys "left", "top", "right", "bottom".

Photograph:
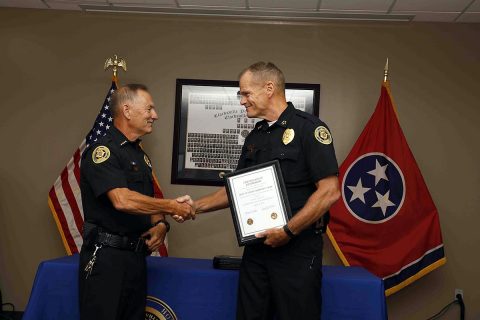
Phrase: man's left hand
[
  {"left": 142, "top": 223, "right": 167, "bottom": 252},
  {"left": 255, "top": 227, "right": 290, "bottom": 248}
]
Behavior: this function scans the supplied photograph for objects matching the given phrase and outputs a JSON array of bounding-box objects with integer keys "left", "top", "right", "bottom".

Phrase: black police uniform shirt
[
  {"left": 237, "top": 102, "right": 339, "bottom": 214},
  {"left": 80, "top": 126, "right": 153, "bottom": 236}
]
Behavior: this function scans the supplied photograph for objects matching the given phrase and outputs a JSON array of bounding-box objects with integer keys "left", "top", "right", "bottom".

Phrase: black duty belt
[
  {"left": 313, "top": 214, "right": 329, "bottom": 234},
  {"left": 96, "top": 232, "right": 148, "bottom": 253}
]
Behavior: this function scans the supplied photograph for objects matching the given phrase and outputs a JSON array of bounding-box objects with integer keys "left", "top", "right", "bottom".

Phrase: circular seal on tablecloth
[{"left": 145, "top": 296, "right": 178, "bottom": 320}]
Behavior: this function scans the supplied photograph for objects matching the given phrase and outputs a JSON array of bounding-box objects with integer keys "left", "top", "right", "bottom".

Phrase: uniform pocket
[
  {"left": 243, "top": 150, "right": 259, "bottom": 167},
  {"left": 271, "top": 148, "right": 301, "bottom": 183},
  {"left": 272, "top": 148, "right": 299, "bottom": 161}
]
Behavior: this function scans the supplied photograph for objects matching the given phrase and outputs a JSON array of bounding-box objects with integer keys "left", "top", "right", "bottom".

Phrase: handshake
[{"left": 171, "top": 195, "right": 197, "bottom": 222}]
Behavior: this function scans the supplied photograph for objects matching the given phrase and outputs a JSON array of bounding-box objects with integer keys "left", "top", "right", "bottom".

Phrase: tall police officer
[
  {"left": 79, "top": 84, "right": 195, "bottom": 320},
  {"left": 180, "top": 62, "right": 340, "bottom": 319}
]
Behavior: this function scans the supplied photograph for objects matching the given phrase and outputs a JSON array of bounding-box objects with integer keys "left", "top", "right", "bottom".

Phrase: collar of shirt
[
  {"left": 255, "top": 102, "right": 296, "bottom": 131},
  {"left": 109, "top": 126, "right": 142, "bottom": 147}
]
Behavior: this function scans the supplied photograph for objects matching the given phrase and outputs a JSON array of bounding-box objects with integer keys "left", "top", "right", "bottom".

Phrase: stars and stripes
[{"left": 48, "top": 79, "right": 168, "bottom": 256}]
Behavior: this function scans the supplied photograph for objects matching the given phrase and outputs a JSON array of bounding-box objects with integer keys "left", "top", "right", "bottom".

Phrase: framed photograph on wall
[{"left": 171, "top": 78, "right": 320, "bottom": 186}]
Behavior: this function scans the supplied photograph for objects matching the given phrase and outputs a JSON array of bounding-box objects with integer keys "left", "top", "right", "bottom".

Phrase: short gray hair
[
  {"left": 110, "top": 84, "right": 149, "bottom": 118},
  {"left": 239, "top": 62, "right": 285, "bottom": 92}
]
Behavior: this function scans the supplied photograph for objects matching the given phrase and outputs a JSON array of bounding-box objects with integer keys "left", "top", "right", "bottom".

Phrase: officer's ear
[
  {"left": 265, "top": 81, "right": 275, "bottom": 98},
  {"left": 122, "top": 104, "right": 131, "bottom": 120}
]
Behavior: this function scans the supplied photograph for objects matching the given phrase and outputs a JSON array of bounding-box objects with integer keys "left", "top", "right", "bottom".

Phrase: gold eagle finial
[{"left": 104, "top": 54, "right": 127, "bottom": 77}]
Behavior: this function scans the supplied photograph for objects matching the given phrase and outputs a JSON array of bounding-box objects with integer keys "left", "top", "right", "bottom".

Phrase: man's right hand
[
  {"left": 173, "top": 195, "right": 196, "bottom": 223},
  {"left": 172, "top": 195, "right": 196, "bottom": 221}
]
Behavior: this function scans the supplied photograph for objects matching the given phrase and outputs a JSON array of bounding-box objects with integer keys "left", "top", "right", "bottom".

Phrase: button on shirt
[
  {"left": 80, "top": 126, "right": 153, "bottom": 235},
  {"left": 237, "top": 102, "right": 339, "bottom": 213}
]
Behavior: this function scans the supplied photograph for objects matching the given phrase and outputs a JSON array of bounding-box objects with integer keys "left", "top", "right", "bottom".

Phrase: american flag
[{"left": 48, "top": 79, "right": 168, "bottom": 256}]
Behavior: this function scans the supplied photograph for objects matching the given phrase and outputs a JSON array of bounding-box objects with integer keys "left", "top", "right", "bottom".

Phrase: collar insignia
[{"left": 144, "top": 154, "right": 152, "bottom": 168}]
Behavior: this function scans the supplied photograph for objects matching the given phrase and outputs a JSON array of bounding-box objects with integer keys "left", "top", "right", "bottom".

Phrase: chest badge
[
  {"left": 282, "top": 128, "right": 295, "bottom": 145},
  {"left": 314, "top": 126, "right": 332, "bottom": 145},
  {"left": 144, "top": 154, "right": 152, "bottom": 168},
  {"left": 92, "top": 146, "right": 110, "bottom": 164}
]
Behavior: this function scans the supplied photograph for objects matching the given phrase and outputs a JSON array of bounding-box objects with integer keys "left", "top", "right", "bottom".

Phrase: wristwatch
[
  {"left": 283, "top": 224, "right": 296, "bottom": 238},
  {"left": 152, "top": 220, "right": 170, "bottom": 232}
]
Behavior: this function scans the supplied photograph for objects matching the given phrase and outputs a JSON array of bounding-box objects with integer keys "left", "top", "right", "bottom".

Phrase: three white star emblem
[
  {"left": 368, "top": 159, "right": 389, "bottom": 186},
  {"left": 372, "top": 191, "right": 396, "bottom": 216},
  {"left": 347, "top": 178, "right": 370, "bottom": 204}
]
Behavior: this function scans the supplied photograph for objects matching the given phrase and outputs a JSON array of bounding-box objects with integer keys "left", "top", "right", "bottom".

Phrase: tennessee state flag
[{"left": 327, "top": 81, "right": 446, "bottom": 296}]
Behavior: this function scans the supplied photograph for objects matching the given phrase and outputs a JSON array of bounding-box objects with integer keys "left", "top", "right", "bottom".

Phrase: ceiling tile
[
  {"left": 56, "top": 0, "right": 107, "bottom": 2},
  {"left": 321, "top": 0, "right": 393, "bottom": 12},
  {"left": 393, "top": 0, "right": 472, "bottom": 12},
  {"left": 178, "top": 0, "right": 245, "bottom": 8},
  {"left": 467, "top": 0, "right": 480, "bottom": 12},
  {"left": 392, "top": 11, "right": 459, "bottom": 22},
  {"left": 109, "top": 0, "right": 177, "bottom": 6},
  {"left": 46, "top": 2, "right": 82, "bottom": 10},
  {"left": 0, "top": 0, "right": 48, "bottom": 8},
  {"left": 46, "top": 0, "right": 108, "bottom": 10},
  {"left": 249, "top": 0, "right": 318, "bottom": 10},
  {"left": 456, "top": 12, "right": 480, "bottom": 22}
]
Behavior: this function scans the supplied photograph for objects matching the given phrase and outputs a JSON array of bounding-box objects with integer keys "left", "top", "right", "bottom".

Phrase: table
[{"left": 23, "top": 255, "right": 387, "bottom": 319}]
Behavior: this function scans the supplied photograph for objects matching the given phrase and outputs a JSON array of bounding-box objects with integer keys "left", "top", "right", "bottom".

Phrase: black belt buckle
[{"left": 99, "top": 232, "right": 112, "bottom": 246}]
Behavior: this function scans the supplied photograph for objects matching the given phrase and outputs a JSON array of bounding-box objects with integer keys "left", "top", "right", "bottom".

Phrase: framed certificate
[
  {"left": 224, "top": 160, "right": 292, "bottom": 246},
  {"left": 171, "top": 79, "right": 320, "bottom": 186}
]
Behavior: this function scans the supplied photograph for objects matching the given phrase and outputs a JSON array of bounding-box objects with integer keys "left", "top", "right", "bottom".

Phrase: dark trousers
[
  {"left": 237, "top": 229, "right": 323, "bottom": 320},
  {"left": 78, "top": 246, "right": 146, "bottom": 320}
]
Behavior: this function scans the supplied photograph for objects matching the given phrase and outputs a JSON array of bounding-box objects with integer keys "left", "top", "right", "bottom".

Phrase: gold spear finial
[
  {"left": 104, "top": 54, "right": 127, "bottom": 78},
  {"left": 383, "top": 58, "right": 389, "bottom": 82}
]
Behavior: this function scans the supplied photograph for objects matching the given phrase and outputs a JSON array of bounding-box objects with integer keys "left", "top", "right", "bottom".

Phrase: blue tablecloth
[{"left": 23, "top": 255, "right": 387, "bottom": 320}]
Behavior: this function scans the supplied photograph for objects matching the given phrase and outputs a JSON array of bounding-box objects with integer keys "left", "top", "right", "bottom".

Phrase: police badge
[{"left": 282, "top": 128, "right": 295, "bottom": 145}]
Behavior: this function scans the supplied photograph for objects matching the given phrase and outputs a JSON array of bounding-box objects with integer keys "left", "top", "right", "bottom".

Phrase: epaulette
[{"left": 294, "top": 108, "right": 322, "bottom": 125}]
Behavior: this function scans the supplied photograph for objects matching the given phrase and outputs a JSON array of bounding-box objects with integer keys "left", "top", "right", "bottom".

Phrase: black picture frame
[
  {"left": 171, "top": 78, "right": 320, "bottom": 186},
  {"left": 224, "top": 160, "right": 292, "bottom": 246}
]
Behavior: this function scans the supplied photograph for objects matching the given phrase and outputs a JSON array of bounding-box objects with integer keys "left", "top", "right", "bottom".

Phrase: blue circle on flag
[{"left": 342, "top": 152, "right": 405, "bottom": 224}]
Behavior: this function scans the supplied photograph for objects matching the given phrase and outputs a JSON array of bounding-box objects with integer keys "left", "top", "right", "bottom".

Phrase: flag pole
[
  {"left": 383, "top": 57, "right": 389, "bottom": 83},
  {"left": 382, "top": 58, "right": 399, "bottom": 116},
  {"left": 104, "top": 54, "right": 127, "bottom": 84}
]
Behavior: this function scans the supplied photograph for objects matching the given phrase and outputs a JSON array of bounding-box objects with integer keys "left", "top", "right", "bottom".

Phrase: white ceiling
[{"left": 1, "top": 0, "right": 479, "bottom": 23}]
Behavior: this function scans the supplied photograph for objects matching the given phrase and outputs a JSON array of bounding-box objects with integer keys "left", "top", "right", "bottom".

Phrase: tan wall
[{"left": 0, "top": 8, "right": 479, "bottom": 319}]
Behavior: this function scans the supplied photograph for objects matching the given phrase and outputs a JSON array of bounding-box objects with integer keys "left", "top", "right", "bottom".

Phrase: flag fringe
[
  {"left": 385, "top": 257, "right": 446, "bottom": 296},
  {"left": 326, "top": 227, "right": 350, "bottom": 266},
  {"left": 327, "top": 222, "right": 446, "bottom": 297},
  {"left": 48, "top": 196, "right": 73, "bottom": 255}
]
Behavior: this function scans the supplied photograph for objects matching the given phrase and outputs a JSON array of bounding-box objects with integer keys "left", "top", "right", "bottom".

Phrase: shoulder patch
[
  {"left": 314, "top": 126, "right": 332, "bottom": 145},
  {"left": 92, "top": 146, "right": 110, "bottom": 164}
]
